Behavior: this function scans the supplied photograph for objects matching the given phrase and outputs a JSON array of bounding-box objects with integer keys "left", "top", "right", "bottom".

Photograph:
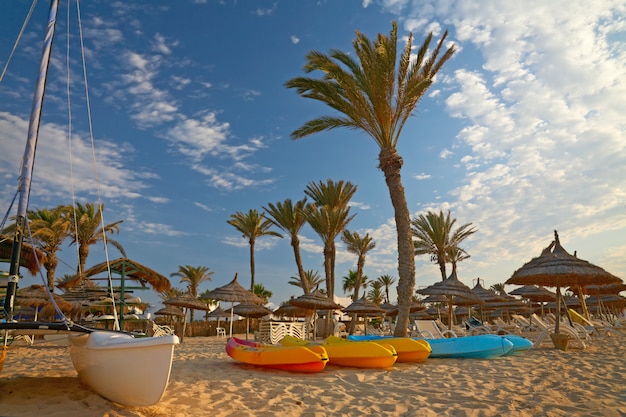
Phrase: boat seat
[{"left": 216, "top": 327, "right": 226, "bottom": 338}]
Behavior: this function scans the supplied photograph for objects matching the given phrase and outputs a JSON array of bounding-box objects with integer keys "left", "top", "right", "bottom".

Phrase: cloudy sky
[{"left": 1, "top": 0, "right": 624, "bottom": 311}]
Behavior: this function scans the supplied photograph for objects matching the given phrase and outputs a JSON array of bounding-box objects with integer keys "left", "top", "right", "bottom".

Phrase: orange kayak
[{"left": 225, "top": 337, "right": 328, "bottom": 373}]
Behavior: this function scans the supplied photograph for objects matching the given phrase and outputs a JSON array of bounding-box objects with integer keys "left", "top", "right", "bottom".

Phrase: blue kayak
[
  {"left": 350, "top": 334, "right": 517, "bottom": 359},
  {"left": 501, "top": 335, "right": 533, "bottom": 356}
]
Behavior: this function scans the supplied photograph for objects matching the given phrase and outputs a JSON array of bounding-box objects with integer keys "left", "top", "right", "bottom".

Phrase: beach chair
[
  {"left": 529, "top": 314, "right": 588, "bottom": 349},
  {"left": 412, "top": 320, "right": 457, "bottom": 339},
  {"left": 492, "top": 317, "right": 521, "bottom": 335},
  {"left": 333, "top": 321, "right": 348, "bottom": 338},
  {"left": 511, "top": 314, "right": 539, "bottom": 332},
  {"left": 152, "top": 322, "right": 175, "bottom": 337},
  {"left": 568, "top": 309, "right": 624, "bottom": 337}
]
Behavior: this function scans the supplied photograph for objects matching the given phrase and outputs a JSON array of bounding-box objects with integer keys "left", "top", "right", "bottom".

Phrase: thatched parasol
[
  {"left": 0, "top": 235, "right": 47, "bottom": 275},
  {"left": 15, "top": 284, "right": 73, "bottom": 320},
  {"left": 273, "top": 303, "right": 312, "bottom": 318},
  {"left": 58, "top": 257, "right": 171, "bottom": 292},
  {"left": 342, "top": 297, "right": 386, "bottom": 335},
  {"left": 506, "top": 230, "right": 622, "bottom": 349},
  {"left": 164, "top": 293, "right": 212, "bottom": 342},
  {"left": 202, "top": 273, "right": 264, "bottom": 337},
  {"left": 416, "top": 271, "right": 482, "bottom": 330},
  {"left": 509, "top": 285, "right": 557, "bottom": 302},
  {"left": 154, "top": 305, "right": 186, "bottom": 318},
  {"left": 288, "top": 290, "right": 343, "bottom": 339},
  {"left": 231, "top": 303, "right": 273, "bottom": 340}
]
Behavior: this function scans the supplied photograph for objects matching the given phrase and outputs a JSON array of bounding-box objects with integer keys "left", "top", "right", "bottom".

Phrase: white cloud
[{"left": 291, "top": 35, "right": 300, "bottom": 45}]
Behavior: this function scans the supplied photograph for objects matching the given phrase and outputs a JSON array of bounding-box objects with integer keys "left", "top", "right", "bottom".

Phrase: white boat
[
  {"left": 0, "top": 0, "right": 179, "bottom": 406},
  {"left": 68, "top": 332, "right": 178, "bottom": 406}
]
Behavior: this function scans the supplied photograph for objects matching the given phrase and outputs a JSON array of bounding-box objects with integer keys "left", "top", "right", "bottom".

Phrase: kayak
[
  {"left": 225, "top": 337, "right": 328, "bottom": 373},
  {"left": 426, "top": 335, "right": 514, "bottom": 358},
  {"left": 502, "top": 335, "right": 533, "bottom": 356},
  {"left": 281, "top": 335, "right": 398, "bottom": 368},
  {"left": 346, "top": 336, "right": 432, "bottom": 362}
]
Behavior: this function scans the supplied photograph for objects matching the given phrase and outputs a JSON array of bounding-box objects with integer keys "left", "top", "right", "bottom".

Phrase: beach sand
[{"left": 1, "top": 332, "right": 625, "bottom": 417}]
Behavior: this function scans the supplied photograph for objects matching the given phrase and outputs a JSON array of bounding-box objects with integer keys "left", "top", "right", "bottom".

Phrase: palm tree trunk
[
  {"left": 291, "top": 237, "right": 308, "bottom": 292},
  {"left": 249, "top": 238, "right": 255, "bottom": 291},
  {"left": 379, "top": 148, "right": 415, "bottom": 337}
]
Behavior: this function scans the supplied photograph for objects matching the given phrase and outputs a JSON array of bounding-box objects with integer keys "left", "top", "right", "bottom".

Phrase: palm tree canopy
[
  {"left": 227, "top": 209, "right": 281, "bottom": 243},
  {"left": 285, "top": 21, "right": 454, "bottom": 150},
  {"left": 171, "top": 265, "right": 214, "bottom": 297}
]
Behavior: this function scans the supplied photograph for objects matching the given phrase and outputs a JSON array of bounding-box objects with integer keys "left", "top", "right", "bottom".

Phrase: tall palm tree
[
  {"left": 263, "top": 198, "right": 308, "bottom": 289},
  {"left": 227, "top": 209, "right": 281, "bottom": 291},
  {"left": 288, "top": 269, "right": 324, "bottom": 294},
  {"left": 341, "top": 229, "right": 375, "bottom": 301},
  {"left": 170, "top": 265, "right": 213, "bottom": 322},
  {"left": 286, "top": 22, "right": 455, "bottom": 336},
  {"left": 303, "top": 179, "right": 357, "bottom": 300},
  {"left": 377, "top": 274, "right": 397, "bottom": 304},
  {"left": 412, "top": 210, "right": 476, "bottom": 280},
  {"left": 69, "top": 202, "right": 126, "bottom": 283}
]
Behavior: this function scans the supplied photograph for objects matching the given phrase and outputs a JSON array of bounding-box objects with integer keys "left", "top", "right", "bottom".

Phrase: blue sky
[{"left": 1, "top": 0, "right": 624, "bottom": 313}]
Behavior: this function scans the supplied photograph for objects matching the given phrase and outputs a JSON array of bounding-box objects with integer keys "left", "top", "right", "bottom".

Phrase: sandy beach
[{"left": 1, "top": 332, "right": 625, "bottom": 417}]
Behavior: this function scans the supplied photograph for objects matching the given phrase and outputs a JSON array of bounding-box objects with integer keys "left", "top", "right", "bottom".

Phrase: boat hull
[
  {"left": 426, "top": 335, "right": 513, "bottom": 359},
  {"left": 225, "top": 337, "right": 328, "bottom": 373},
  {"left": 347, "top": 336, "right": 431, "bottom": 362},
  {"left": 502, "top": 335, "right": 533, "bottom": 356},
  {"left": 282, "top": 335, "right": 398, "bottom": 368},
  {"left": 68, "top": 331, "right": 179, "bottom": 406}
]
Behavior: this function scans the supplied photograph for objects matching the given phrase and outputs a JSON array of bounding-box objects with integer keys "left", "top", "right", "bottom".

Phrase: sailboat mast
[{"left": 3, "top": 0, "right": 59, "bottom": 320}]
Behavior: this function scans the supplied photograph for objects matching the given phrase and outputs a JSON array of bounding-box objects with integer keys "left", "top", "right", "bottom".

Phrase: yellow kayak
[
  {"left": 368, "top": 337, "right": 431, "bottom": 363},
  {"left": 226, "top": 337, "right": 328, "bottom": 373},
  {"left": 281, "top": 335, "right": 397, "bottom": 368}
]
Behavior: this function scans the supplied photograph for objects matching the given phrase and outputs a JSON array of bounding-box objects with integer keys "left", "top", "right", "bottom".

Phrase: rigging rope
[
  {"left": 0, "top": 0, "right": 38, "bottom": 84},
  {"left": 72, "top": 0, "right": 119, "bottom": 330}
]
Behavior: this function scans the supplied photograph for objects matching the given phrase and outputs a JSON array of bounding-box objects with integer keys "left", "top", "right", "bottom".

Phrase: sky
[{"left": 1, "top": 0, "right": 625, "bottom": 314}]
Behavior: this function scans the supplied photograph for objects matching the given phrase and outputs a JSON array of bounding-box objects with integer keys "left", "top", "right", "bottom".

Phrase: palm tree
[
  {"left": 170, "top": 265, "right": 213, "bottom": 322},
  {"left": 341, "top": 269, "right": 368, "bottom": 300},
  {"left": 286, "top": 22, "right": 455, "bottom": 336},
  {"left": 227, "top": 209, "right": 281, "bottom": 290},
  {"left": 490, "top": 282, "right": 507, "bottom": 296},
  {"left": 412, "top": 210, "right": 476, "bottom": 280},
  {"left": 377, "top": 274, "right": 397, "bottom": 304},
  {"left": 2, "top": 206, "right": 71, "bottom": 290},
  {"left": 303, "top": 179, "right": 357, "bottom": 300},
  {"left": 288, "top": 269, "right": 324, "bottom": 294},
  {"left": 341, "top": 229, "right": 375, "bottom": 301},
  {"left": 68, "top": 202, "right": 126, "bottom": 283},
  {"left": 253, "top": 283, "right": 273, "bottom": 303},
  {"left": 263, "top": 198, "right": 308, "bottom": 289},
  {"left": 367, "top": 282, "right": 385, "bottom": 305}
]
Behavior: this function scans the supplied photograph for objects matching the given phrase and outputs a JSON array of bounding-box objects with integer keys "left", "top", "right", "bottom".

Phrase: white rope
[
  {"left": 0, "top": 0, "right": 38, "bottom": 84},
  {"left": 74, "top": 0, "right": 119, "bottom": 330}
]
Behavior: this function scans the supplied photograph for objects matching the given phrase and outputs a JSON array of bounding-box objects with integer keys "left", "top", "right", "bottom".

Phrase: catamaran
[{"left": 0, "top": 0, "right": 178, "bottom": 406}]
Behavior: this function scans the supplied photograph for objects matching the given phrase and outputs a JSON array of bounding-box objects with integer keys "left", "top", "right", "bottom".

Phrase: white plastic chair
[{"left": 216, "top": 327, "right": 226, "bottom": 338}]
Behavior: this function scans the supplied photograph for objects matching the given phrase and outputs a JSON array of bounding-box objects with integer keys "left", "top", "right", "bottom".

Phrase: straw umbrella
[
  {"left": 163, "top": 293, "right": 212, "bottom": 342},
  {"left": 202, "top": 273, "right": 265, "bottom": 337},
  {"left": 506, "top": 230, "right": 622, "bottom": 349},
  {"left": 416, "top": 271, "right": 483, "bottom": 331},
  {"left": 154, "top": 305, "right": 185, "bottom": 327},
  {"left": 289, "top": 290, "right": 344, "bottom": 339},
  {"left": 15, "top": 285, "right": 73, "bottom": 320},
  {"left": 273, "top": 303, "right": 312, "bottom": 319},
  {"left": 342, "top": 297, "right": 386, "bottom": 335},
  {"left": 231, "top": 303, "right": 273, "bottom": 340},
  {"left": 206, "top": 305, "right": 231, "bottom": 331}
]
